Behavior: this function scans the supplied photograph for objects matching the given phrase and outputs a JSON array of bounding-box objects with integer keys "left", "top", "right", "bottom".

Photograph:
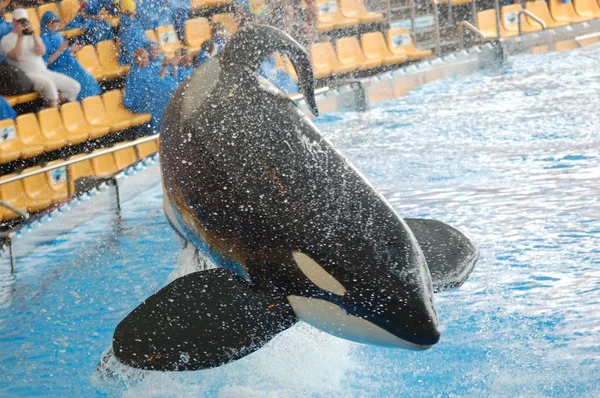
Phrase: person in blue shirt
[
  {"left": 0, "top": 96, "right": 16, "bottom": 120},
  {"left": 40, "top": 11, "right": 101, "bottom": 100},
  {"left": 117, "top": 0, "right": 150, "bottom": 65},
  {"left": 145, "top": 41, "right": 178, "bottom": 94},
  {"left": 135, "top": 0, "right": 173, "bottom": 30},
  {"left": 172, "top": 47, "right": 194, "bottom": 84},
  {"left": 195, "top": 24, "right": 228, "bottom": 67},
  {"left": 64, "top": 0, "right": 114, "bottom": 45},
  {"left": 123, "top": 47, "right": 175, "bottom": 134},
  {"left": 171, "top": 0, "right": 191, "bottom": 42}
]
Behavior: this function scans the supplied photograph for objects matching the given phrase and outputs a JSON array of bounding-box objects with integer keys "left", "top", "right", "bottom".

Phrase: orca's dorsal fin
[{"left": 112, "top": 268, "right": 297, "bottom": 371}]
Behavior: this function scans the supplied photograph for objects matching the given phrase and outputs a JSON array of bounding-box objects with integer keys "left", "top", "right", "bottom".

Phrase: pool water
[{"left": 2, "top": 44, "right": 600, "bottom": 397}]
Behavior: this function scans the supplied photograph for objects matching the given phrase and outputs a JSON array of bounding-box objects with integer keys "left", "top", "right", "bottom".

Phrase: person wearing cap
[
  {"left": 117, "top": 0, "right": 150, "bottom": 65},
  {"left": 0, "top": 8, "right": 80, "bottom": 108}
]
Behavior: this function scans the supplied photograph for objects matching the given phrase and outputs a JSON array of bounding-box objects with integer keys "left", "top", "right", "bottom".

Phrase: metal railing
[
  {"left": 457, "top": 20, "right": 487, "bottom": 50},
  {"left": 432, "top": 0, "right": 442, "bottom": 56},
  {"left": 517, "top": 9, "right": 546, "bottom": 35}
]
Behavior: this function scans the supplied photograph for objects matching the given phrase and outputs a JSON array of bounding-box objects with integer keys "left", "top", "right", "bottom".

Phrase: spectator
[
  {"left": 40, "top": 11, "right": 101, "bottom": 100},
  {"left": 64, "top": 0, "right": 115, "bottom": 45},
  {"left": 0, "top": 9, "right": 80, "bottom": 108},
  {"left": 171, "top": 0, "right": 191, "bottom": 42},
  {"left": 196, "top": 23, "right": 228, "bottom": 67},
  {"left": 173, "top": 47, "right": 193, "bottom": 83},
  {"left": 0, "top": 96, "right": 16, "bottom": 119},
  {"left": 234, "top": 0, "right": 268, "bottom": 26},
  {"left": 145, "top": 41, "right": 178, "bottom": 93},
  {"left": 117, "top": 0, "right": 150, "bottom": 65},
  {"left": 123, "top": 47, "right": 174, "bottom": 133},
  {"left": 0, "top": 0, "right": 12, "bottom": 64},
  {"left": 135, "top": 0, "right": 173, "bottom": 30}
]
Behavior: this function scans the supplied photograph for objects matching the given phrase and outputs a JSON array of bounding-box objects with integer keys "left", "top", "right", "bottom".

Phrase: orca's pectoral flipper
[
  {"left": 113, "top": 268, "right": 297, "bottom": 371},
  {"left": 405, "top": 218, "right": 479, "bottom": 292}
]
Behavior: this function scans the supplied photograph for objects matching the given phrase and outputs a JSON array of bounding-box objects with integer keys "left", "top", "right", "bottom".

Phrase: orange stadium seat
[
  {"left": 146, "top": 29, "right": 158, "bottom": 42},
  {"left": 525, "top": 1, "right": 569, "bottom": 28},
  {"left": 102, "top": 90, "right": 152, "bottom": 129},
  {"left": 37, "top": 108, "right": 69, "bottom": 149},
  {"left": 185, "top": 18, "right": 211, "bottom": 54},
  {"left": 44, "top": 160, "right": 69, "bottom": 202},
  {"left": 25, "top": 8, "right": 41, "bottom": 35},
  {"left": 4, "top": 92, "right": 39, "bottom": 106},
  {"left": 113, "top": 146, "right": 138, "bottom": 170},
  {"left": 67, "top": 154, "right": 95, "bottom": 194},
  {"left": 274, "top": 53, "right": 299, "bottom": 81},
  {"left": 477, "top": 9, "right": 516, "bottom": 38},
  {"left": 335, "top": 36, "right": 381, "bottom": 70},
  {"left": 549, "top": 0, "right": 590, "bottom": 23},
  {"left": 100, "top": 9, "right": 119, "bottom": 27},
  {"left": 311, "top": 41, "right": 356, "bottom": 78},
  {"left": 90, "top": 150, "right": 118, "bottom": 178},
  {"left": 76, "top": 45, "right": 106, "bottom": 81},
  {"left": 60, "top": 0, "right": 80, "bottom": 25},
  {"left": 15, "top": 113, "right": 46, "bottom": 158},
  {"left": 37, "top": 3, "right": 60, "bottom": 21},
  {"left": 4, "top": 96, "right": 17, "bottom": 107},
  {"left": 136, "top": 139, "right": 159, "bottom": 158},
  {"left": 191, "top": 0, "right": 212, "bottom": 11},
  {"left": 386, "top": 28, "right": 432, "bottom": 60},
  {"left": 0, "top": 119, "right": 24, "bottom": 164},
  {"left": 21, "top": 166, "right": 55, "bottom": 212},
  {"left": 573, "top": 0, "right": 600, "bottom": 19},
  {"left": 360, "top": 32, "right": 407, "bottom": 66},
  {"left": 211, "top": 13, "right": 240, "bottom": 35},
  {"left": 82, "top": 95, "right": 125, "bottom": 133},
  {"left": 0, "top": 173, "right": 28, "bottom": 221},
  {"left": 156, "top": 25, "right": 183, "bottom": 55},
  {"left": 315, "top": 0, "right": 359, "bottom": 31},
  {"left": 97, "top": 40, "right": 129, "bottom": 79},
  {"left": 340, "top": 0, "right": 384, "bottom": 23},
  {"left": 61, "top": 101, "right": 110, "bottom": 140}
]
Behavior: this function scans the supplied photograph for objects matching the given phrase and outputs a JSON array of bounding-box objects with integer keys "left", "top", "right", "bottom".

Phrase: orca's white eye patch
[{"left": 292, "top": 251, "right": 347, "bottom": 296}]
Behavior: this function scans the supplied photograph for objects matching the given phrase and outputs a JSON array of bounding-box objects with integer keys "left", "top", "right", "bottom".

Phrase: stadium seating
[
  {"left": 4, "top": 93, "right": 39, "bottom": 107},
  {"left": 146, "top": 29, "right": 158, "bottom": 42},
  {"left": 67, "top": 154, "right": 95, "bottom": 194},
  {"left": 525, "top": 0, "right": 569, "bottom": 29},
  {"left": 360, "top": 32, "right": 407, "bottom": 66},
  {"left": 44, "top": 160, "right": 69, "bottom": 202},
  {"left": 0, "top": 174, "right": 28, "bottom": 221},
  {"left": 573, "top": 0, "right": 600, "bottom": 19},
  {"left": 335, "top": 36, "right": 381, "bottom": 70},
  {"left": 339, "top": 0, "right": 384, "bottom": 24},
  {"left": 39, "top": 107, "right": 86, "bottom": 147},
  {"left": 315, "top": 0, "right": 359, "bottom": 31},
  {"left": 60, "top": 0, "right": 80, "bottom": 26},
  {"left": 37, "top": 108, "right": 69, "bottom": 149},
  {"left": 386, "top": 28, "right": 432, "bottom": 60},
  {"left": 15, "top": 114, "right": 46, "bottom": 158},
  {"left": 90, "top": 150, "right": 118, "bottom": 178},
  {"left": 211, "top": 13, "right": 240, "bottom": 36},
  {"left": 113, "top": 146, "right": 138, "bottom": 170},
  {"left": 81, "top": 95, "right": 124, "bottom": 133},
  {"left": 156, "top": 25, "right": 183, "bottom": 55},
  {"left": 311, "top": 41, "right": 356, "bottom": 78},
  {"left": 76, "top": 45, "right": 106, "bottom": 81},
  {"left": 36, "top": 3, "right": 60, "bottom": 21},
  {"left": 549, "top": 0, "right": 591, "bottom": 23},
  {"left": 101, "top": 90, "right": 152, "bottom": 130},
  {"left": 500, "top": 5, "right": 543, "bottom": 34},
  {"left": 136, "top": 140, "right": 159, "bottom": 159},
  {"left": 185, "top": 18, "right": 212, "bottom": 54},
  {"left": 0, "top": 119, "right": 23, "bottom": 164},
  {"left": 21, "top": 166, "right": 55, "bottom": 212},
  {"left": 97, "top": 40, "right": 130, "bottom": 79},
  {"left": 61, "top": 101, "right": 110, "bottom": 140},
  {"left": 477, "top": 9, "right": 516, "bottom": 38}
]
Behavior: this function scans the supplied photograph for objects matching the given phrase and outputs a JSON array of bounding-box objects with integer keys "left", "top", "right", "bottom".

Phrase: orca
[{"left": 112, "top": 25, "right": 478, "bottom": 371}]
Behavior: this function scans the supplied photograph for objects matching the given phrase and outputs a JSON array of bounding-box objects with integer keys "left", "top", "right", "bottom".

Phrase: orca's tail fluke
[{"left": 221, "top": 24, "right": 319, "bottom": 116}]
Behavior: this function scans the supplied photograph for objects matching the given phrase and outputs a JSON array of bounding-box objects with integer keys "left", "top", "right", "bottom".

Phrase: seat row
[
  {"left": 75, "top": 40, "right": 130, "bottom": 81},
  {"left": 0, "top": 90, "right": 151, "bottom": 164},
  {"left": 309, "top": 28, "right": 432, "bottom": 78},
  {"left": 315, "top": 0, "right": 384, "bottom": 32},
  {"left": 0, "top": 138, "right": 159, "bottom": 221},
  {"left": 478, "top": 0, "right": 600, "bottom": 38}
]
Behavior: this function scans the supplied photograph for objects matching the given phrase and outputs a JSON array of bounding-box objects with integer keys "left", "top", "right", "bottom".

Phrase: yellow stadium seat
[
  {"left": 4, "top": 13, "right": 11, "bottom": 22},
  {"left": 61, "top": 101, "right": 110, "bottom": 140},
  {"left": 211, "top": 13, "right": 240, "bottom": 36},
  {"left": 315, "top": 0, "right": 359, "bottom": 31},
  {"left": 113, "top": 146, "right": 138, "bottom": 170},
  {"left": 156, "top": 25, "right": 183, "bottom": 55},
  {"left": 477, "top": 9, "right": 516, "bottom": 38},
  {"left": 387, "top": 28, "right": 433, "bottom": 60},
  {"left": 25, "top": 8, "right": 41, "bottom": 35},
  {"left": 60, "top": 0, "right": 80, "bottom": 26},
  {"left": 311, "top": 41, "right": 356, "bottom": 78},
  {"left": 4, "top": 96, "right": 17, "bottom": 107},
  {"left": 90, "top": 150, "right": 118, "bottom": 178},
  {"left": 37, "top": 3, "right": 60, "bottom": 21},
  {"left": 21, "top": 166, "right": 55, "bottom": 212},
  {"left": 335, "top": 36, "right": 381, "bottom": 70},
  {"left": 501, "top": 5, "right": 542, "bottom": 34},
  {"left": 283, "top": 55, "right": 298, "bottom": 81},
  {"left": 62, "top": 27, "right": 84, "bottom": 39},
  {"left": 37, "top": 108, "right": 70, "bottom": 149},
  {"left": 0, "top": 173, "right": 28, "bottom": 221},
  {"left": 102, "top": 90, "right": 152, "bottom": 129},
  {"left": 67, "top": 154, "right": 95, "bottom": 194},
  {"left": 136, "top": 139, "right": 159, "bottom": 158},
  {"left": 0, "top": 119, "right": 24, "bottom": 164},
  {"left": 76, "top": 45, "right": 106, "bottom": 81},
  {"left": 525, "top": 0, "right": 570, "bottom": 28},
  {"left": 549, "top": 0, "right": 591, "bottom": 23},
  {"left": 15, "top": 113, "right": 46, "bottom": 158},
  {"left": 5, "top": 92, "right": 39, "bottom": 105},
  {"left": 100, "top": 9, "right": 119, "bottom": 27},
  {"left": 191, "top": 0, "right": 211, "bottom": 11},
  {"left": 573, "top": 0, "right": 600, "bottom": 19},
  {"left": 97, "top": 40, "right": 129, "bottom": 79},
  {"left": 44, "top": 160, "right": 69, "bottom": 202},
  {"left": 360, "top": 32, "right": 407, "bottom": 66},
  {"left": 82, "top": 95, "right": 126, "bottom": 133},
  {"left": 146, "top": 29, "right": 158, "bottom": 42},
  {"left": 185, "top": 18, "right": 211, "bottom": 54},
  {"left": 340, "top": 0, "right": 384, "bottom": 23}
]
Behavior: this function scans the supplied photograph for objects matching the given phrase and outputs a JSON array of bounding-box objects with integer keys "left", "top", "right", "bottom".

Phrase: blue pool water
[{"left": 2, "top": 44, "right": 600, "bottom": 396}]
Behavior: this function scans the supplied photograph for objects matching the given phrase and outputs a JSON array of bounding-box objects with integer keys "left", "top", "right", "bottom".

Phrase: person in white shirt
[{"left": 0, "top": 8, "right": 80, "bottom": 108}]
